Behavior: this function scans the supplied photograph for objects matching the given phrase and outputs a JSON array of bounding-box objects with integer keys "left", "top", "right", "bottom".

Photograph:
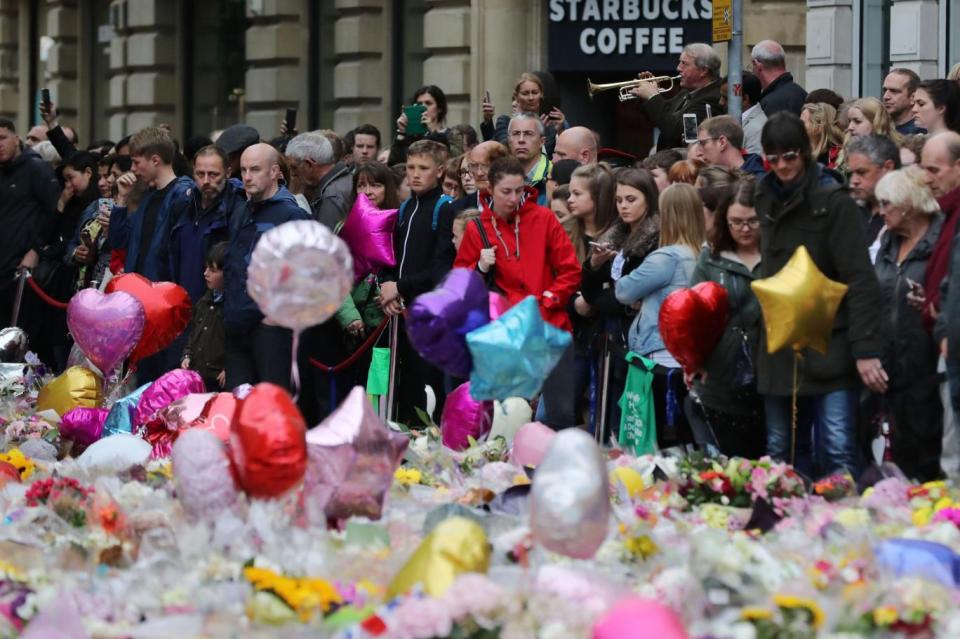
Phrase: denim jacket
[{"left": 614, "top": 244, "right": 696, "bottom": 356}]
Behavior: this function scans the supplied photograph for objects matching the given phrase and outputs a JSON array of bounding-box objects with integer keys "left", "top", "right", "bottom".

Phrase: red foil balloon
[
  {"left": 105, "top": 273, "right": 192, "bottom": 363},
  {"left": 658, "top": 281, "right": 729, "bottom": 375},
  {"left": 230, "top": 383, "right": 308, "bottom": 498}
]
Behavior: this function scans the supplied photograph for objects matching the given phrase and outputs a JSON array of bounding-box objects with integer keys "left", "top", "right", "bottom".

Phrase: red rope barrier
[
  {"left": 308, "top": 317, "right": 391, "bottom": 374},
  {"left": 25, "top": 275, "right": 70, "bottom": 310}
]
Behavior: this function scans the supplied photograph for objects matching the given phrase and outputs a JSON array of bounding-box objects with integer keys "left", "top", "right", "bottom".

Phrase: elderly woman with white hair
[{"left": 872, "top": 165, "right": 945, "bottom": 481}]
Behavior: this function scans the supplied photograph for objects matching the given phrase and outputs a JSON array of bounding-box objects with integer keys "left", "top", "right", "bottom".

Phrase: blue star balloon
[
  {"left": 466, "top": 296, "right": 571, "bottom": 401},
  {"left": 102, "top": 383, "right": 149, "bottom": 436}
]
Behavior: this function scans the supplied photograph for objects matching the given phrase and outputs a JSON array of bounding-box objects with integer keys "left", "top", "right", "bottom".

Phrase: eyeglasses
[
  {"left": 459, "top": 169, "right": 472, "bottom": 177},
  {"left": 727, "top": 218, "right": 760, "bottom": 230},
  {"left": 765, "top": 150, "right": 801, "bottom": 164},
  {"left": 467, "top": 163, "right": 489, "bottom": 174},
  {"left": 695, "top": 137, "right": 718, "bottom": 147}
]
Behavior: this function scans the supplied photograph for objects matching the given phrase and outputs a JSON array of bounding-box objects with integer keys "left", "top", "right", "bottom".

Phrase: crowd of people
[{"left": 4, "top": 39, "right": 960, "bottom": 482}]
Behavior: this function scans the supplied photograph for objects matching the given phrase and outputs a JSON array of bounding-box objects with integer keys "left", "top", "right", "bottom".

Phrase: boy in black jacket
[
  {"left": 379, "top": 140, "right": 456, "bottom": 424},
  {"left": 181, "top": 242, "right": 227, "bottom": 390}
]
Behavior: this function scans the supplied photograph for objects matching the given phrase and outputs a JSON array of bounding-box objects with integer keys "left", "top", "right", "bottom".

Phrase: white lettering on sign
[
  {"left": 550, "top": 0, "right": 712, "bottom": 20},
  {"left": 578, "top": 26, "right": 686, "bottom": 55}
]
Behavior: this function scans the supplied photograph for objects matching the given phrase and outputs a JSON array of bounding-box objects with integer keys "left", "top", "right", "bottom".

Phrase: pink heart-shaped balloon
[{"left": 67, "top": 289, "right": 146, "bottom": 374}]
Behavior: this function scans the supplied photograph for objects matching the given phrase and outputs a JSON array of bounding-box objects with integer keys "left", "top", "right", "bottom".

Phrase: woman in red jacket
[{"left": 454, "top": 156, "right": 582, "bottom": 428}]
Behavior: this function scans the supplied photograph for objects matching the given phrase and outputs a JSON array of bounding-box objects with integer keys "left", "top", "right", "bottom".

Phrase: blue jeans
[
  {"left": 947, "top": 357, "right": 960, "bottom": 418},
  {"left": 764, "top": 389, "right": 859, "bottom": 478}
]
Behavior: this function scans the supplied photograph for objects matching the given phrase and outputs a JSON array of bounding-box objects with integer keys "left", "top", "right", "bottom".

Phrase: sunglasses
[{"left": 765, "top": 150, "right": 801, "bottom": 164}]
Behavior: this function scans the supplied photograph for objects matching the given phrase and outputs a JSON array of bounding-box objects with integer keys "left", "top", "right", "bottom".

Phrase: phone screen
[{"left": 682, "top": 113, "right": 699, "bottom": 144}]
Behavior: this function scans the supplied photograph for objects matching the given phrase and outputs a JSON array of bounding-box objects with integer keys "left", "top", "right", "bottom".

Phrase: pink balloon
[
  {"left": 135, "top": 369, "right": 206, "bottom": 427},
  {"left": 338, "top": 192, "right": 398, "bottom": 282},
  {"left": 67, "top": 288, "right": 145, "bottom": 374},
  {"left": 489, "top": 291, "right": 510, "bottom": 320},
  {"left": 441, "top": 382, "right": 493, "bottom": 451},
  {"left": 593, "top": 598, "right": 689, "bottom": 639},
  {"left": 60, "top": 407, "right": 110, "bottom": 448},
  {"left": 511, "top": 421, "right": 557, "bottom": 467}
]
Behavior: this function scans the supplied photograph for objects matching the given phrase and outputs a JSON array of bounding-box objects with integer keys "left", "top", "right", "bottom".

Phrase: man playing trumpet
[{"left": 631, "top": 43, "right": 724, "bottom": 151}]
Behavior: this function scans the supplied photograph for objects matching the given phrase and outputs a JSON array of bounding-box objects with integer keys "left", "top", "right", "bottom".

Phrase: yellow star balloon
[{"left": 751, "top": 246, "right": 848, "bottom": 355}]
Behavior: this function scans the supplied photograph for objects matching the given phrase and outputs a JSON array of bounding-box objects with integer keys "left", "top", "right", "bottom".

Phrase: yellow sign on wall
[{"left": 713, "top": 0, "right": 732, "bottom": 43}]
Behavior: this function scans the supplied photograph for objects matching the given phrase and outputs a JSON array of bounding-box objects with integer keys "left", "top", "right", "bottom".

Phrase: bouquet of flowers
[{"left": 24, "top": 477, "right": 95, "bottom": 528}]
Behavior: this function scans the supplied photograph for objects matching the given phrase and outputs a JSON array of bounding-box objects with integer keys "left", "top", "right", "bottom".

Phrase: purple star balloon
[
  {"left": 303, "top": 386, "right": 409, "bottom": 522},
  {"left": 406, "top": 268, "right": 490, "bottom": 378},
  {"left": 338, "top": 192, "right": 398, "bottom": 283}
]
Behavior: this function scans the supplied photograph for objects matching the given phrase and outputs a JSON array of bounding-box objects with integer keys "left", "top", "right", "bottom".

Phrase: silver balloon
[
  {"left": 246, "top": 219, "right": 354, "bottom": 331},
  {"left": 0, "top": 327, "right": 27, "bottom": 363},
  {"left": 530, "top": 428, "right": 610, "bottom": 559}
]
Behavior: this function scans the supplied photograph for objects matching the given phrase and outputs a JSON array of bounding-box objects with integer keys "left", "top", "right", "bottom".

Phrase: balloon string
[
  {"left": 791, "top": 351, "right": 801, "bottom": 465},
  {"left": 291, "top": 331, "right": 301, "bottom": 402}
]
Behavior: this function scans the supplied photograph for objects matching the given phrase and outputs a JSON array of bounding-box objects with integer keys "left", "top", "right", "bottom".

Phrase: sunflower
[{"left": 773, "top": 593, "right": 825, "bottom": 630}]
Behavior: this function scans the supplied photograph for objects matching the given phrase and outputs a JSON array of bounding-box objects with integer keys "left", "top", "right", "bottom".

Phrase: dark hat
[
  {"left": 215, "top": 124, "right": 260, "bottom": 155},
  {"left": 549, "top": 159, "right": 580, "bottom": 186}
]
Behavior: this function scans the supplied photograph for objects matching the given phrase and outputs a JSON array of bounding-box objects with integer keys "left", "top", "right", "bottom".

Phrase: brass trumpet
[{"left": 587, "top": 75, "right": 682, "bottom": 101}]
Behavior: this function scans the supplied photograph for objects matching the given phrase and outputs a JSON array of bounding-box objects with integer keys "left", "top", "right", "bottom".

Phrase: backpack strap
[
  {"left": 397, "top": 198, "right": 411, "bottom": 226},
  {"left": 431, "top": 194, "right": 454, "bottom": 230}
]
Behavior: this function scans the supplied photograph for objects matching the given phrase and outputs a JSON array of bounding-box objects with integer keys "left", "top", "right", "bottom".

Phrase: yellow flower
[
  {"left": 0, "top": 560, "right": 24, "bottom": 580},
  {"left": 394, "top": 467, "right": 422, "bottom": 486},
  {"left": 913, "top": 506, "right": 933, "bottom": 527},
  {"left": 624, "top": 534, "right": 659, "bottom": 560},
  {"left": 933, "top": 496, "right": 953, "bottom": 512},
  {"left": 0, "top": 449, "right": 35, "bottom": 480},
  {"left": 872, "top": 606, "right": 898, "bottom": 626},
  {"left": 740, "top": 607, "right": 774, "bottom": 622},
  {"left": 834, "top": 508, "right": 869, "bottom": 529},
  {"left": 243, "top": 566, "right": 342, "bottom": 622},
  {"left": 773, "top": 594, "right": 825, "bottom": 630}
]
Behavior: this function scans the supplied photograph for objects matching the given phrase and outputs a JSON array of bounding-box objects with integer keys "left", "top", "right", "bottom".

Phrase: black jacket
[
  {"left": 758, "top": 72, "right": 807, "bottom": 116},
  {"left": 184, "top": 288, "right": 226, "bottom": 380},
  {"left": 380, "top": 185, "right": 456, "bottom": 302},
  {"left": 640, "top": 80, "right": 724, "bottom": 151},
  {"left": 754, "top": 164, "right": 882, "bottom": 396},
  {"left": 0, "top": 148, "right": 60, "bottom": 286}
]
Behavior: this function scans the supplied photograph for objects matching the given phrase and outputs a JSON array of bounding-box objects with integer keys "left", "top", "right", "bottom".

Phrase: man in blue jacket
[
  {"left": 694, "top": 115, "right": 767, "bottom": 179},
  {"left": 111, "top": 127, "right": 195, "bottom": 282},
  {"left": 111, "top": 127, "right": 195, "bottom": 381},
  {"left": 224, "top": 143, "right": 310, "bottom": 389},
  {"left": 169, "top": 145, "right": 240, "bottom": 304}
]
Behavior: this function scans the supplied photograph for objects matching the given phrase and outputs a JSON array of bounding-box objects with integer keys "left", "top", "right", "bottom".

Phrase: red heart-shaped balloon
[
  {"left": 229, "top": 383, "right": 307, "bottom": 499},
  {"left": 658, "top": 281, "right": 729, "bottom": 375},
  {"left": 106, "top": 273, "right": 192, "bottom": 363},
  {"left": 193, "top": 392, "right": 238, "bottom": 444}
]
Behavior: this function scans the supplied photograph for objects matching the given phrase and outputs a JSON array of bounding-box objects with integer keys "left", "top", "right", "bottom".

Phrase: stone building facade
[{"left": 0, "top": 0, "right": 807, "bottom": 155}]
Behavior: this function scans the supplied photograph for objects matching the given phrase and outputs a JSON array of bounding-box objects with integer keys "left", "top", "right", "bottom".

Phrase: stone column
[
  {"left": 804, "top": 0, "right": 854, "bottom": 97},
  {"left": 741, "top": 0, "right": 807, "bottom": 85},
  {"left": 108, "top": 0, "right": 178, "bottom": 140},
  {"left": 244, "top": 0, "right": 307, "bottom": 137},
  {"left": 44, "top": 0, "right": 79, "bottom": 132},
  {"left": 888, "top": 0, "right": 939, "bottom": 79},
  {"left": 0, "top": 0, "right": 18, "bottom": 123},
  {"left": 332, "top": 0, "right": 392, "bottom": 135},
  {"left": 469, "top": 0, "right": 545, "bottom": 127}
]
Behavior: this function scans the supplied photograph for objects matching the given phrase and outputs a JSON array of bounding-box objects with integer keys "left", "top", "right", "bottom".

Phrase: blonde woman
[
  {"left": 800, "top": 102, "right": 844, "bottom": 168},
  {"left": 845, "top": 97, "right": 905, "bottom": 145},
  {"left": 873, "top": 166, "right": 944, "bottom": 481},
  {"left": 615, "top": 183, "right": 706, "bottom": 446}
]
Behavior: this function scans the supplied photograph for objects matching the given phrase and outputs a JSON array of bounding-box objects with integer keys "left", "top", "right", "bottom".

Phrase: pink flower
[
  {"left": 442, "top": 573, "right": 506, "bottom": 625},
  {"left": 390, "top": 596, "right": 454, "bottom": 639},
  {"left": 933, "top": 507, "right": 960, "bottom": 527}
]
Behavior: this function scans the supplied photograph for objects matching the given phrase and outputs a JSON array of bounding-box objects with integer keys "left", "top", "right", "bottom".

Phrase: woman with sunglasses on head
[
  {"left": 688, "top": 178, "right": 766, "bottom": 458},
  {"left": 753, "top": 112, "right": 884, "bottom": 480}
]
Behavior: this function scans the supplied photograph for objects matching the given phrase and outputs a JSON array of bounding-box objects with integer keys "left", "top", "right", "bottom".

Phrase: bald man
[
  {"left": 552, "top": 126, "right": 597, "bottom": 165},
  {"left": 449, "top": 140, "right": 510, "bottom": 214},
  {"left": 225, "top": 142, "right": 310, "bottom": 389},
  {"left": 751, "top": 39, "right": 807, "bottom": 116}
]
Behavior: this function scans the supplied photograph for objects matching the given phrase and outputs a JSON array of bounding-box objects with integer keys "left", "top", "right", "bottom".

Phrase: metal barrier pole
[
  {"left": 384, "top": 315, "right": 400, "bottom": 422},
  {"left": 10, "top": 269, "right": 27, "bottom": 326},
  {"left": 595, "top": 331, "right": 612, "bottom": 445}
]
